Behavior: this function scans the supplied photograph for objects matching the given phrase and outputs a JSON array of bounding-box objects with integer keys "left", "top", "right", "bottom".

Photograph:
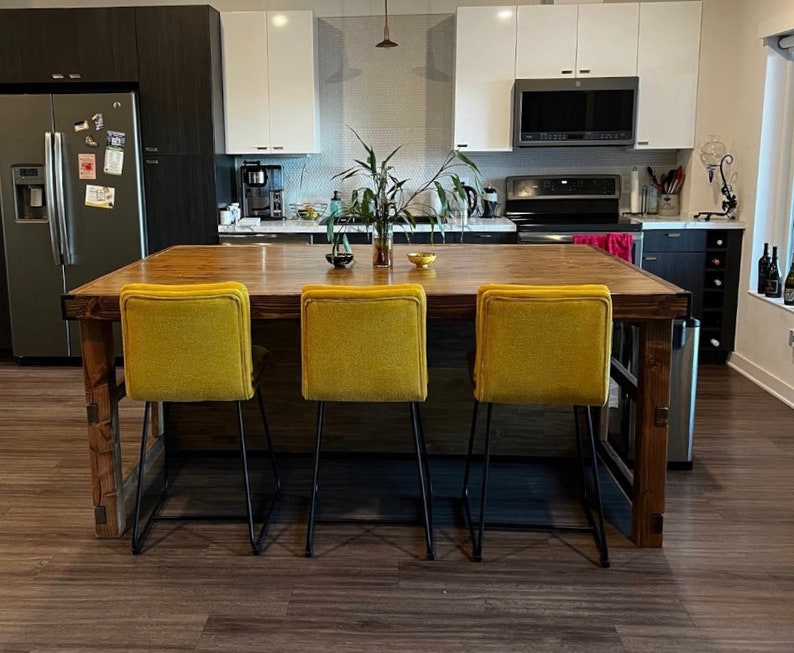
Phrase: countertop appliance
[
  {"left": 506, "top": 174, "right": 643, "bottom": 261},
  {"left": 239, "top": 161, "right": 283, "bottom": 220},
  {"left": 513, "top": 77, "right": 638, "bottom": 147},
  {"left": 0, "top": 92, "right": 145, "bottom": 359}
]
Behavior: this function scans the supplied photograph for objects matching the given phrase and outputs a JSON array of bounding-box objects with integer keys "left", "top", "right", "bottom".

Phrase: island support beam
[
  {"left": 80, "top": 318, "right": 125, "bottom": 538},
  {"left": 631, "top": 318, "right": 673, "bottom": 548}
]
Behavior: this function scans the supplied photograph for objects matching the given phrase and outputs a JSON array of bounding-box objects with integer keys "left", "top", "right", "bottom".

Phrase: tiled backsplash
[{"left": 248, "top": 14, "right": 677, "bottom": 214}]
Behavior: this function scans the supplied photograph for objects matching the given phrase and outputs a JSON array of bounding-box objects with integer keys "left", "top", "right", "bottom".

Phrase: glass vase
[{"left": 372, "top": 222, "right": 393, "bottom": 268}]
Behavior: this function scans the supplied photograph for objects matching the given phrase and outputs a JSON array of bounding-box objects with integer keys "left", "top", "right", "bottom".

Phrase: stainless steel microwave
[{"left": 513, "top": 77, "right": 638, "bottom": 147}]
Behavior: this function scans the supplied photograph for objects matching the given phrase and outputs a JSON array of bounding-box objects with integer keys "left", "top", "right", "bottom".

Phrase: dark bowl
[{"left": 325, "top": 252, "right": 355, "bottom": 268}]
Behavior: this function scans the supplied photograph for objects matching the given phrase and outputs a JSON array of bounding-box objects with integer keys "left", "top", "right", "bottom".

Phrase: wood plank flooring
[{"left": 0, "top": 360, "right": 793, "bottom": 651}]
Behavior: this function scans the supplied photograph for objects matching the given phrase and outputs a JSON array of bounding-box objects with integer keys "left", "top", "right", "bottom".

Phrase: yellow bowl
[{"left": 407, "top": 251, "right": 437, "bottom": 268}]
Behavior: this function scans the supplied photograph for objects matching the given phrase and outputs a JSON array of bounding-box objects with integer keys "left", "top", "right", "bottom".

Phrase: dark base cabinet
[
  {"left": 642, "top": 228, "right": 742, "bottom": 363},
  {"left": 143, "top": 155, "right": 229, "bottom": 253}
]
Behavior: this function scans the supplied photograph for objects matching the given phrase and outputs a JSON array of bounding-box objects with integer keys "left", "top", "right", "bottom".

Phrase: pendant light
[{"left": 376, "top": 0, "right": 398, "bottom": 48}]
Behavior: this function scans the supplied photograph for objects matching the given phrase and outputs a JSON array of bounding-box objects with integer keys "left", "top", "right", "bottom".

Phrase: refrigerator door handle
[
  {"left": 44, "top": 131, "right": 62, "bottom": 266},
  {"left": 53, "top": 131, "right": 72, "bottom": 265}
]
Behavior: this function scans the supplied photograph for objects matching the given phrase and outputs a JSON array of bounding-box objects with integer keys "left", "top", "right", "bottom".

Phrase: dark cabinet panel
[
  {"left": 143, "top": 155, "right": 220, "bottom": 254},
  {"left": 0, "top": 9, "right": 137, "bottom": 84},
  {"left": 642, "top": 229, "right": 705, "bottom": 252},
  {"left": 459, "top": 231, "right": 515, "bottom": 244},
  {"left": 134, "top": 6, "right": 224, "bottom": 155},
  {"left": 642, "top": 228, "right": 743, "bottom": 363},
  {"left": 641, "top": 251, "right": 704, "bottom": 317}
]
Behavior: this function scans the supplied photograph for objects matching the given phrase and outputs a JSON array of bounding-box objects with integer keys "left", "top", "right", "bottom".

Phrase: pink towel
[{"left": 573, "top": 233, "right": 634, "bottom": 263}]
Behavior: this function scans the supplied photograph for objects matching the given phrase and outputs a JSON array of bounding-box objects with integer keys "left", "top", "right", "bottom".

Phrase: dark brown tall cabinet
[
  {"left": 134, "top": 5, "right": 229, "bottom": 253},
  {"left": 0, "top": 8, "right": 138, "bottom": 84}
]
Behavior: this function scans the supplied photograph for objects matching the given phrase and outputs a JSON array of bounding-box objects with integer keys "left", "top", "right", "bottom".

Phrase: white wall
[{"left": 699, "top": 0, "right": 794, "bottom": 406}]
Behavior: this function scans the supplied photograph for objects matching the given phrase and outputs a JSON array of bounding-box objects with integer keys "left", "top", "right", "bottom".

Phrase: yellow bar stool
[
  {"left": 120, "top": 282, "right": 281, "bottom": 555},
  {"left": 462, "top": 284, "right": 613, "bottom": 567},
  {"left": 300, "top": 284, "right": 434, "bottom": 560}
]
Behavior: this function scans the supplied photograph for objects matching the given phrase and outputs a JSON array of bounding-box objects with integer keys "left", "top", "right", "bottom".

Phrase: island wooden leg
[
  {"left": 80, "top": 318, "right": 124, "bottom": 538},
  {"left": 632, "top": 318, "right": 673, "bottom": 547}
]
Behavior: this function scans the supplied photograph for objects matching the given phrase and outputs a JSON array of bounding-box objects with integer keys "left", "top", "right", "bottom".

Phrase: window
[{"left": 755, "top": 31, "right": 794, "bottom": 293}]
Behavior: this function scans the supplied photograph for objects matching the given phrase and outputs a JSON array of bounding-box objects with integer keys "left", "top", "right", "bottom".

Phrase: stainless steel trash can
[
  {"left": 607, "top": 318, "right": 700, "bottom": 469},
  {"left": 667, "top": 318, "right": 700, "bottom": 469}
]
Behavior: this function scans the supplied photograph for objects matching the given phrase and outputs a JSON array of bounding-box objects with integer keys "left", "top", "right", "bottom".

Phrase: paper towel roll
[{"left": 630, "top": 167, "right": 640, "bottom": 213}]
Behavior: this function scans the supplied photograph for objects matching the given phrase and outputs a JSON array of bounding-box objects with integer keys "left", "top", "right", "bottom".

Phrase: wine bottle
[
  {"left": 764, "top": 245, "right": 781, "bottom": 298},
  {"left": 784, "top": 251, "right": 794, "bottom": 306},
  {"left": 757, "top": 242, "right": 770, "bottom": 294}
]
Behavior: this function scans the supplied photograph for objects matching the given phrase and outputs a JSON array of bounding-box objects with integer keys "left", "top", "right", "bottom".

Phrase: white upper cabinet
[
  {"left": 516, "top": 5, "right": 577, "bottom": 79},
  {"left": 516, "top": 4, "right": 639, "bottom": 79},
  {"left": 635, "top": 1, "right": 702, "bottom": 150},
  {"left": 453, "top": 6, "right": 517, "bottom": 152},
  {"left": 221, "top": 11, "right": 319, "bottom": 155}
]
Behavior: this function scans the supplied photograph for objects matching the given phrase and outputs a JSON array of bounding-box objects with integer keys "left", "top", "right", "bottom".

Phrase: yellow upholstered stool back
[
  {"left": 473, "top": 284, "right": 612, "bottom": 406},
  {"left": 301, "top": 284, "right": 428, "bottom": 403},
  {"left": 120, "top": 282, "right": 255, "bottom": 403}
]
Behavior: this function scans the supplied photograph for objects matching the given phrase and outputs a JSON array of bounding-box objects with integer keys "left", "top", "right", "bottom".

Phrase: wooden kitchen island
[{"left": 62, "top": 243, "right": 689, "bottom": 548}]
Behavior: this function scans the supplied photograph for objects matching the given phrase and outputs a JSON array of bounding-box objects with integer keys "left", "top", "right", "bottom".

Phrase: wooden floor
[{"left": 0, "top": 360, "right": 793, "bottom": 652}]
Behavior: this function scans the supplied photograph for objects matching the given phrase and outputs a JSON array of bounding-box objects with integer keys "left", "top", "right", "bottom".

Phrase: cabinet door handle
[
  {"left": 272, "top": 145, "right": 284, "bottom": 150},
  {"left": 579, "top": 69, "right": 591, "bottom": 74},
  {"left": 637, "top": 140, "right": 650, "bottom": 146},
  {"left": 561, "top": 70, "right": 573, "bottom": 75},
  {"left": 68, "top": 73, "right": 82, "bottom": 79},
  {"left": 144, "top": 147, "right": 158, "bottom": 153},
  {"left": 455, "top": 143, "right": 468, "bottom": 148},
  {"left": 477, "top": 234, "right": 492, "bottom": 239},
  {"left": 144, "top": 159, "right": 159, "bottom": 165},
  {"left": 666, "top": 233, "right": 681, "bottom": 238},
  {"left": 255, "top": 146, "right": 269, "bottom": 150},
  {"left": 51, "top": 73, "right": 65, "bottom": 79},
  {"left": 643, "top": 256, "right": 658, "bottom": 262}
]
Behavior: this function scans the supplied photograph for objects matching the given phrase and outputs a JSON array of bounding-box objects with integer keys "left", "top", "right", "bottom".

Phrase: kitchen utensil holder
[{"left": 658, "top": 194, "right": 680, "bottom": 217}]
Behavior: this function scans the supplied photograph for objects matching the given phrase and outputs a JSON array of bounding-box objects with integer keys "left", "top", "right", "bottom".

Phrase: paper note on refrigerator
[
  {"left": 78, "top": 153, "right": 96, "bottom": 180},
  {"left": 85, "top": 185, "right": 115, "bottom": 209},
  {"left": 103, "top": 147, "right": 124, "bottom": 176}
]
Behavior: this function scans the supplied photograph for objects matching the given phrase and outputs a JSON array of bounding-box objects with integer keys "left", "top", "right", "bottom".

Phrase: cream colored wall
[{"left": 695, "top": 0, "right": 793, "bottom": 406}]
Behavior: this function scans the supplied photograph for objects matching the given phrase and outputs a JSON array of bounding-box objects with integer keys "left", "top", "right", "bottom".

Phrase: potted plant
[{"left": 328, "top": 127, "right": 480, "bottom": 268}]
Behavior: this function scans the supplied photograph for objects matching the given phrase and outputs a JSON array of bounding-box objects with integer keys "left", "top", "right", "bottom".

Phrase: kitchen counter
[
  {"left": 218, "top": 217, "right": 516, "bottom": 235},
  {"left": 629, "top": 215, "right": 747, "bottom": 230}
]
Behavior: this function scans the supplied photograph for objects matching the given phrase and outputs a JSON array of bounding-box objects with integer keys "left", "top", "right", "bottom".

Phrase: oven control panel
[{"left": 506, "top": 175, "right": 619, "bottom": 200}]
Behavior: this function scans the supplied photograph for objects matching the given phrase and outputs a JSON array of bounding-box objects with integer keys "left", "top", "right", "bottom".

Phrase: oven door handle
[{"left": 517, "top": 233, "right": 575, "bottom": 244}]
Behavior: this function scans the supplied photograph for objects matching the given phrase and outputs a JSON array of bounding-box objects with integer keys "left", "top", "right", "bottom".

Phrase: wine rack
[{"left": 642, "top": 228, "right": 743, "bottom": 363}]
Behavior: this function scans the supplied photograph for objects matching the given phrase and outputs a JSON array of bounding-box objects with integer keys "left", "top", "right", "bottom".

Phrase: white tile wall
[{"left": 247, "top": 14, "right": 677, "bottom": 213}]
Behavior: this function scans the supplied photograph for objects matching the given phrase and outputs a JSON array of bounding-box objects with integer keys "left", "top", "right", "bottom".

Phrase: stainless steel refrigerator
[{"left": 0, "top": 92, "right": 145, "bottom": 358}]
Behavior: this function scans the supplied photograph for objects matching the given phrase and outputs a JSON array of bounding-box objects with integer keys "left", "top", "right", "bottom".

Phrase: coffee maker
[{"left": 239, "top": 161, "right": 284, "bottom": 219}]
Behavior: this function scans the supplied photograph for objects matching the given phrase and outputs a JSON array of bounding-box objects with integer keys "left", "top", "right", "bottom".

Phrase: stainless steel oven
[{"left": 506, "top": 174, "right": 643, "bottom": 264}]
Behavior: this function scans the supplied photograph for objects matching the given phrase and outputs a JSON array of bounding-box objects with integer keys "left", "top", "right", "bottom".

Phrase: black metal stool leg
[
  {"left": 305, "top": 401, "right": 324, "bottom": 558},
  {"left": 585, "top": 406, "right": 610, "bottom": 568},
  {"left": 414, "top": 404, "right": 434, "bottom": 531},
  {"left": 410, "top": 402, "right": 435, "bottom": 560},
  {"left": 573, "top": 406, "right": 590, "bottom": 504},
  {"left": 236, "top": 401, "right": 261, "bottom": 555},
  {"left": 131, "top": 402, "right": 171, "bottom": 554},
  {"left": 474, "top": 402, "right": 495, "bottom": 562},
  {"left": 256, "top": 387, "right": 281, "bottom": 493},
  {"left": 461, "top": 400, "right": 479, "bottom": 554}
]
